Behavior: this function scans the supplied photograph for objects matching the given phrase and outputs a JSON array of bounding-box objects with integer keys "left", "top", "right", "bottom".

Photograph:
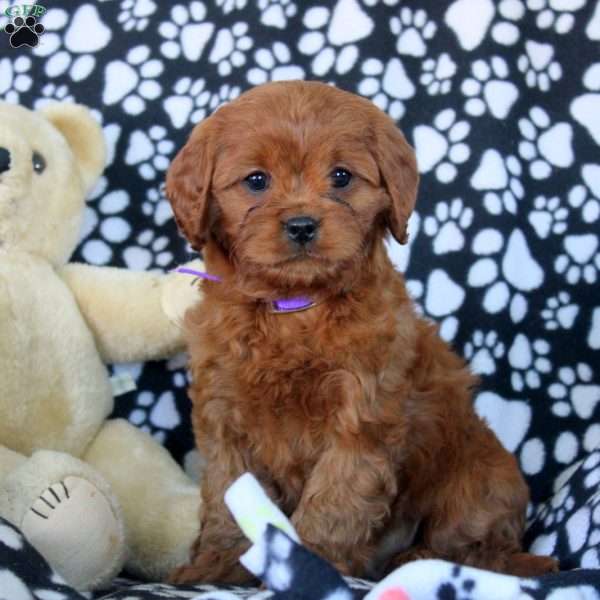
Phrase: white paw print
[
  {"left": 216, "top": 0, "right": 247, "bottom": 13},
  {"left": 461, "top": 56, "right": 519, "bottom": 119},
  {"left": 142, "top": 185, "right": 173, "bottom": 227},
  {"left": 464, "top": 330, "right": 505, "bottom": 376},
  {"left": 130, "top": 390, "right": 180, "bottom": 444},
  {"left": 549, "top": 363, "right": 600, "bottom": 420},
  {"left": 258, "top": 0, "right": 297, "bottom": 29},
  {"left": 358, "top": 58, "right": 415, "bottom": 120},
  {"left": 518, "top": 106, "right": 574, "bottom": 180},
  {"left": 555, "top": 234, "right": 600, "bottom": 285},
  {"left": 446, "top": 0, "right": 525, "bottom": 49},
  {"left": 298, "top": 4, "right": 373, "bottom": 76},
  {"left": 420, "top": 53, "right": 456, "bottom": 95},
  {"left": 32, "top": 5, "right": 108, "bottom": 81},
  {"left": 528, "top": 195, "right": 569, "bottom": 239},
  {"left": 413, "top": 109, "right": 470, "bottom": 183},
  {"left": 363, "top": 0, "right": 400, "bottom": 5},
  {"left": 390, "top": 7, "right": 436, "bottom": 57},
  {"left": 79, "top": 181, "right": 130, "bottom": 266},
  {"left": 508, "top": 334, "right": 551, "bottom": 391},
  {"left": 422, "top": 269, "right": 465, "bottom": 342},
  {"left": 159, "top": 2, "right": 214, "bottom": 61},
  {"left": 125, "top": 126, "right": 175, "bottom": 180},
  {"left": 423, "top": 198, "right": 473, "bottom": 255},
  {"left": 95, "top": 190, "right": 133, "bottom": 249},
  {"left": 541, "top": 291, "right": 579, "bottom": 331},
  {"left": 470, "top": 151, "right": 524, "bottom": 215},
  {"left": 527, "top": 0, "right": 586, "bottom": 34},
  {"left": 209, "top": 22, "right": 253, "bottom": 76},
  {"left": 103, "top": 45, "right": 163, "bottom": 115},
  {"left": 123, "top": 228, "right": 174, "bottom": 271},
  {"left": 118, "top": 0, "right": 157, "bottom": 32},
  {"left": 517, "top": 40, "right": 562, "bottom": 91},
  {"left": 468, "top": 228, "right": 544, "bottom": 323},
  {"left": 247, "top": 42, "right": 304, "bottom": 86},
  {"left": 163, "top": 77, "right": 241, "bottom": 129},
  {"left": 0, "top": 56, "right": 32, "bottom": 103},
  {"left": 33, "top": 83, "right": 74, "bottom": 109},
  {"left": 568, "top": 165, "right": 600, "bottom": 224}
]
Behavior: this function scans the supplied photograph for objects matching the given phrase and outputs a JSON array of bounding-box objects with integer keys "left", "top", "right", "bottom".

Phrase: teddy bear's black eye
[
  {"left": 331, "top": 167, "right": 352, "bottom": 188},
  {"left": 32, "top": 151, "right": 46, "bottom": 174},
  {"left": 244, "top": 171, "right": 269, "bottom": 193}
]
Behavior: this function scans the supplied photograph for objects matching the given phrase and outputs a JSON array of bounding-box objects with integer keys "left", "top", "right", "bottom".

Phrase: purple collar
[{"left": 176, "top": 267, "right": 317, "bottom": 314}]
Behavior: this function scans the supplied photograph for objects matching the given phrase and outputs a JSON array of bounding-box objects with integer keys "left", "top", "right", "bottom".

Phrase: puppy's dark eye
[
  {"left": 244, "top": 171, "right": 269, "bottom": 193},
  {"left": 32, "top": 151, "right": 46, "bottom": 174},
  {"left": 331, "top": 167, "right": 352, "bottom": 188}
]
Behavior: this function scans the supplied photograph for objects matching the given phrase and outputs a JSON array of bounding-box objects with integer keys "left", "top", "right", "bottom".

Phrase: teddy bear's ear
[{"left": 41, "top": 103, "right": 106, "bottom": 193}]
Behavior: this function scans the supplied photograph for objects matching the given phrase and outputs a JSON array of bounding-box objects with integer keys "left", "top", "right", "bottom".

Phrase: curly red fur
[{"left": 166, "top": 81, "right": 558, "bottom": 584}]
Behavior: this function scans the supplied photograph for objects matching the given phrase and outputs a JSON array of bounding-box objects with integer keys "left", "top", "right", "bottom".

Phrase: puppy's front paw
[{"left": 505, "top": 552, "right": 559, "bottom": 576}]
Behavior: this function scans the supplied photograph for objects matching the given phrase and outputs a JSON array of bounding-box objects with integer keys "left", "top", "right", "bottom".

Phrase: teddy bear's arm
[{"left": 59, "top": 263, "right": 201, "bottom": 364}]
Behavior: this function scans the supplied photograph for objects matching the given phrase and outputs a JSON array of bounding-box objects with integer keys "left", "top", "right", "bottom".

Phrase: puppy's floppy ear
[
  {"left": 166, "top": 118, "right": 215, "bottom": 251},
  {"left": 373, "top": 117, "right": 419, "bottom": 245}
]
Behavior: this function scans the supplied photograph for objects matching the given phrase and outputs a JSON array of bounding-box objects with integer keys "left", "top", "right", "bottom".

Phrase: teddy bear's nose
[{"left": 0, "top": 147, "right": 11, "bottom": 174}]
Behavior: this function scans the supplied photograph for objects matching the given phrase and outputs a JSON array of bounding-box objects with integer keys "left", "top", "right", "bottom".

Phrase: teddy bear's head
[{"left": 0, "top": 102, "right": 105, "bottom": 266}]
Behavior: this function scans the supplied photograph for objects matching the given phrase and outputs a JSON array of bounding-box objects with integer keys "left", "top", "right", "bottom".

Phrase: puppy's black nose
[
  {"left": 285, "top": 216, "right": 319, "bottom": 245},
  {"left": 0, "top": 148, "right": 10, "bottom": 174}
]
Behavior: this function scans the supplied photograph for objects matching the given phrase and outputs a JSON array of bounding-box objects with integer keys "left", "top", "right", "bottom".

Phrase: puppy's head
[{"left": 167, "top": 81, "right": 418, "bottom": 294}]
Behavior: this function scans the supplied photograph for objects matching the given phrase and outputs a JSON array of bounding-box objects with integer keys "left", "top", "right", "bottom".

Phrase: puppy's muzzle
[{"left": 284, "top": 216, "right": 319, "bottom": 247}]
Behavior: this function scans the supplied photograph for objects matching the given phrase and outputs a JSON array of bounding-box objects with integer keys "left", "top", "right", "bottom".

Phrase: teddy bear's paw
[{"left": 21, "top": 476, "right": 126, "bottom": 590}]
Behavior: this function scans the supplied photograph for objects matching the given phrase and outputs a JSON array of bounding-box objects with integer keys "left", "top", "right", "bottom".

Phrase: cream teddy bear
[{"left": 0, "top": 102, "right": 202, "bottom": 591}]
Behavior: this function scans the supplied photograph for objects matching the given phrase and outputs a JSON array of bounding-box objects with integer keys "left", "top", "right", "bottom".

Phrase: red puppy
[{"left": 166, "top": 81, "right": 558, "bottom": 584}]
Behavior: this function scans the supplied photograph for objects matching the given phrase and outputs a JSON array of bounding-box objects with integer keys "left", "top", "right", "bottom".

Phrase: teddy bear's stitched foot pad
[{"left": 21, "top": 476, "right": 124, "bottom": 590}]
